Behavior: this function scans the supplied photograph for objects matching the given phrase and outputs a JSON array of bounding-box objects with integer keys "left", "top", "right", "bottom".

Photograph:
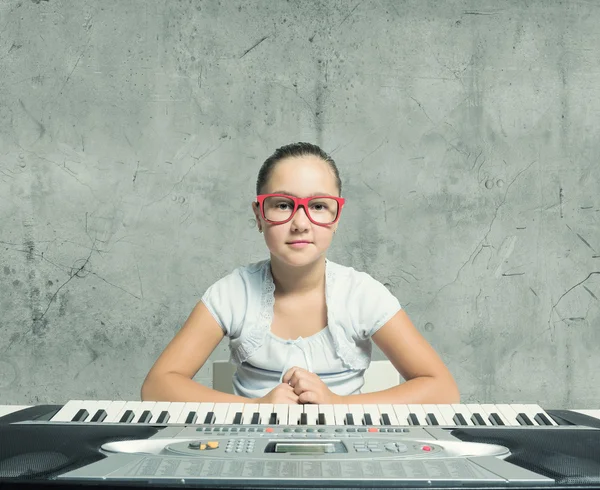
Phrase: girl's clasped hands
[{"left": 256, "top": 366, "right": 340, "bottom": 405}]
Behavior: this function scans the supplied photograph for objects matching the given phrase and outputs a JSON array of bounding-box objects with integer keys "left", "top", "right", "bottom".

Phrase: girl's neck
[{"left": 269, "top": 255, "right": 326, "bottom": 296}]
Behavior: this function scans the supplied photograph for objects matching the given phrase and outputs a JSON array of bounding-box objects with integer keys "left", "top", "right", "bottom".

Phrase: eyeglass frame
[{"left": 255, "top": 193, "right": 346, "bottom": 226}]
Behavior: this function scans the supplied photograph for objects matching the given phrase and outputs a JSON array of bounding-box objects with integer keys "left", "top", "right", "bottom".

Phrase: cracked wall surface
[{"left": 0, "top": 0, "right": 599, "bottom": 407}]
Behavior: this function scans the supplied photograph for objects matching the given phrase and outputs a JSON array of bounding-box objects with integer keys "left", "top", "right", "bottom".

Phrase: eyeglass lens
[{"left": 263, "top": 196, "right": 339, "bottom": 224}]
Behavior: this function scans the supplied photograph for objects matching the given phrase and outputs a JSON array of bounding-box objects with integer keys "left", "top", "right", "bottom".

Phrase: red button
[
  {"left": 422, "top": 445, "right": 432, "bottom": 451},
  {"left": 266, "top": 428, "right": 274, "bottom": 432},
  {"left": 368, "top": 428, "right": 378, "bottom": 432}
]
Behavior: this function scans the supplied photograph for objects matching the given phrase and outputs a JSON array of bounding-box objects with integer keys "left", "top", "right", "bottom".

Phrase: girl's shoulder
[{"left": 326, "top": 259, "right": 385, "bottom": 291}]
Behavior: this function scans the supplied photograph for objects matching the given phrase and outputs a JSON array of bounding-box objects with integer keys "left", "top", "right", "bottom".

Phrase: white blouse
[{"left": 201, "top": 258, "right": 402, "bottom": 399}]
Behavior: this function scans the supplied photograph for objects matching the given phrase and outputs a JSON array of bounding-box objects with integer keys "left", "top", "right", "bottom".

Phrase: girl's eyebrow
[{"left": 271, "top": 190, "right": 334, "bottom": 197}]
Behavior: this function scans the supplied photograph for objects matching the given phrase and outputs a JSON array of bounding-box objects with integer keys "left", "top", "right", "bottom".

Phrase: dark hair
[{"left": 256, "top": 142, "right": 342, "bottom": 196}]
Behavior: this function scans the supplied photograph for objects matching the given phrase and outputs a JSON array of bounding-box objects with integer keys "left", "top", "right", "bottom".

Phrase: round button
[
  {"left": 422, "top": 445, "right": 432, "bottom": 452},
  {"left": 266, "top": 427, "right": 274, "bottom": 432},
  {"left": 368, "top": 428, "right": 378, "bottom": 432}
]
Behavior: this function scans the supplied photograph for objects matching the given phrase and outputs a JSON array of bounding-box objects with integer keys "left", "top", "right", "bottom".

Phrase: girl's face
[{"left": 252, "top": 155, "right": 340, "bottom": 268}]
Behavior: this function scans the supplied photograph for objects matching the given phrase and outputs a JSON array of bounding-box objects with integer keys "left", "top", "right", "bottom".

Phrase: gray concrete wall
[{"left": 0, "top": 0, "right": 598, "bottom": 408}]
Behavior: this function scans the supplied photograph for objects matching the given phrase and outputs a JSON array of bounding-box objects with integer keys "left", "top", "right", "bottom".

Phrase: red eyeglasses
[{"left": 256, "top": 194, "right": 345, "bottom": 226}]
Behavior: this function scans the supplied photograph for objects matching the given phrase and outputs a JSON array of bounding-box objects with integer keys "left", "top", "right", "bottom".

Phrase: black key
[
  {"left": 516, "top": 413, "right": 533, "bottom": 426},
  {"left": 489, "top": 413, "right": 505, "bottom": 426},
  {"left": 233, "top": 412, "right": 243, "bottom": 425},
  {"left": 251, "top": 412, "right": 261, "bottom": 425},
  {"left": 426, "top": 413, "right": 439, "bottom": 426},
  {"left": 300, "top": 413, "right": 308, "bottom": 425},
  {"left": 535, "top": 413, "right": 553, "bottom": 426},
  {"left": 203, "top": 412, "right": 215, "bottom": 424},
  {"left": 318, "top": 413, "right": 326, "bottom": 425},
  {"left": 381, "top": 413, "right": 392, "bottom": 426},
  {"left": 471, "top": 413, "right": 486, "bottom": 426},
  {"left": 72, "top": 409, "right": 89, "bottom": 422},
  {"left": 345, "top": 413, "right": 355, "bottom": 425},
  {"left": 453, "top": 413, "right": 468, "bottom": 426},
  {"left": 408, "top": 413, "right": 420, "bottom": 425},
  {"left": 268, "top": 412, "right": 278, "bottom": 425},
  {"left": 90, "top": 409, "right": 107, "bottom": 423},
  {"left": 119, "top": 410, "right": 134, "bottom": 423},
  {"left": 185, "top": 411, "right": 197, "bottom": 424},
  {"left": 137, "top": 410, "right": 152, "bottom": 423},
  {"left": 363, "top": 413, "right": 373, "bottom": 426},
  {"left": 156, "top": 411, "right": 170, "bottom": 424}
]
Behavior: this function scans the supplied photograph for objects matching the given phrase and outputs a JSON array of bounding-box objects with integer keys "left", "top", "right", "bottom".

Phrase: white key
[
  {"left": 347, "top": 404, "right": 364, "bottom": 425},
  {"left": 435, "top": 404, "right": 458, "bottom": 426},
  {"left": 466, "top": 403, "right": 489, "bottom": 426},
  {"left": 317, "top": 404, "right": 335, "bottom": 425},
  {"left": 451, "top": 404, "right": 475, "bottom": 426},
  {"left": 288, "top": 405, "right": 304, "bottom": 425},
  {"left": 494, "top": 403, "right": 520, "bottom": 426},
  {"left": 377, "top": 404, "right": 398, "bottom": 425},
  {"left": 480, "top": 404, "right": 510, "bottom": 426},
  {"left": 157, "top": 401, "right": 185, "bottom": 424},
  {"left": 407, "top": 404, "right": 427, "bottom": 425},
  {"left": 83, "top": 400, "right": 113, "bottom": 422},
  {"left": 176, "top": 402, "right": 201, "bottom": 424},
  {"left": 303, "top": 405, "right": 319, "bottom": 425},
  {"left": 258, "top": 403, "right": 274, "bottom": 425},
  {"left": 195, "top": 402, "right": 215, "bottom": 424},
  {"left": 273, "top": 404, "right": 289, "bottom": 425},
  {"left": 530, "top": 404, "right": 557, "bottom": 426},
  {"left": 421, "top": 404, "right": 447, "bottom": 426},
  {"left": 516, "top": 403, "right": 557, "bottom": 426},
  {"left": 333, "top": 404, "right": 349, "bottom": 425},
  {"left": 134, "top": 401, "right": 157, "bottom": 422},
  {"left": 225, "top": 403, "right": 245, "bottom": 424},
  {"left": 114, "top": 401, "right": 143, "bottom": 423},
  {"left": 362, "top": 404, "right": 381, "bottom": 425},
  {"left": 52, "top": 400, "right": 86, "bottom": 422},
  {"left": 102, "top": 401, "right": 128, "bottom": 423},
  {"left": 211, "top": 403, "right": 229, "bottom": 424},
  {"left": 392, "top": 404, "right": 411, "bottom": 425},
  {"left": 242, "top": 403, "right": 260, "bottom": 424}
]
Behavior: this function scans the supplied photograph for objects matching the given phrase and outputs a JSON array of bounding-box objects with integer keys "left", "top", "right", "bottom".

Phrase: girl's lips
[{"left": 287, "top": 241, "right": 311, "bottom": 248}]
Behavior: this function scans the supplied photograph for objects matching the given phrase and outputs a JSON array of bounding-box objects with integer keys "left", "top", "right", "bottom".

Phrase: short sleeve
[
  {"left": 201, "top": 269, "right": 249, "bottom": 338},
  {"left": 352, "top": 272, "right": 402, "bottom": 339}
]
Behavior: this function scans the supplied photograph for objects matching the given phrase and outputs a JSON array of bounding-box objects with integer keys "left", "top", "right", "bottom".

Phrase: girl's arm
[
  {"left": 140, "top": 301, "right": 249, "bottom": 403},
  {"left": 338, "top": 309, "right": 460, "bottom": 404}
]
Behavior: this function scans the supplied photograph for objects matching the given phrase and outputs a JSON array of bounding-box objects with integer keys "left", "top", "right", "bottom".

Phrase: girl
[{"left": 141, "top": 142, "right": 459, "bottom": 405}]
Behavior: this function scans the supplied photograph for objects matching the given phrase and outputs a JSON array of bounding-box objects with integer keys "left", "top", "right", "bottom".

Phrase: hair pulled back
[{"left": 256, "top": 142, "right": 342, "bottom": 196}]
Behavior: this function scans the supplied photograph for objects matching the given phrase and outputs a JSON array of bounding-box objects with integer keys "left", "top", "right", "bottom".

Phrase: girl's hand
[
  {"left": 255, "top": 382, "right": 299, "bottom": 404},
  {"left": 282, "top": 366, "right": 341, "bottom": 404}
]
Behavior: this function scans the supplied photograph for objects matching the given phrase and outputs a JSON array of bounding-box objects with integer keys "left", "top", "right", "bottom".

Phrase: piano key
[
  {"left": 137, "top": 410, "right": 152, "bottom": 423},
  {"left": 258, "top": 404, "right": 274, "bottom": 426},
  {"left": 345, "top": 413, "right": 355, "bottom": 425},
  {"left": 534, "top": 412, "right": 553, "bottom": 426},
  {"left": 471, "top": 413, "right": 487, "bottom": 426},
  {"left": 119, "top": 410, "right": 135, "bottom": 423},
  {"left": 453, "top": 412, "right": 469, "bottom": 426},
  {"left": 494, "top": 403, "right": 520, "bottom": 426},
  {"left": 516, "top": 412, "right": 534, "bottom": 426},
  {"left": 224, "top": 403, "right": 245, "bottom": 424},
  {"left": 381, "top": 413, "right": 391, "bottom": 425},
  {"left": 175, "top": 403, "right": 200, "bottom": 424},
  {"left": 407, "top": 404, "right": 428, "bottom": 425},
  {"left": 451, "top": 404, "right": 476, "bottom": 426},
  {"left": 273, "top": 404, "right": 289, "bottom": 425},
  {"left": 100, "top": 400, "right": 128, "bottom": 422},
  {"left": 72, "top": 408, "right": 89, "bottom": 422},
  {"left": 51, "top": 400, "right": 86, "bottom": 422},
  {"left": 318, "top": 413, "right": 326, "bottom": 425},
  {"left": 363, "top": 413, "right": 373, "bottom": 425},
  {"left": 422, "top": 404, "right": 449, "bottom": 425},
  {"left": 480, "top": 404, "right": 509, "bottom": 426},
  {"left": 527, "top": 404, "right": 557, "bottom": 426},
  {"left": 90, "top": 409, "right": 107, "bottom": 423},
  {"left": 195, "top": 403, "right": 215, "bottom": 425},
  {"left": 148, "top": 402, "right": 174, "bottom": 424},
  {"left": 299, "top": 413, "right": 308, "bottom": 425},
  {"left": 436, "top": 405, "right": 459, "bottom": 426},
  {"left": 241, "top": 403, "right": 260, "bottom": 425},
  {"left": 288, "top": 404, "right": 304, "bottom": 426},
  {"left": 203, "top": 412, "right": 215, "bottom": 424},
  {"left": 268, "top": 413, "right": 278, "bottom": 425},
  {"left": 303, "top": 405, "right": 319, "bottom": 426},
  {"left": 185, "top": 411, "right": 197, "bottom": 424},
  {"left": 408, "top": 413, "right": 420, "bottom": 425},
  {"left": 156, "top": 411, "right": 170, "bottom": 424},
  {"left": 511, "top": 404, "right": 538, "bottom": 426},
  {"left": 347, "top": 405, "right": 364, "bottom": 425},
  {"left": 250, "top": 412, "right": 261, "bottom": 425},
  {"left": 377, "top": 404, "right": 399, "bottom": 425},
  {"left": 333, "top": 404, "right": 349, "bottom": 426},
  {"left": 392, "top": 404, "right": 411, "bottom": 425},
  {"left": 212, "top": 403, "right": 230, "bottom": 424},
  {"left": 425, "top": 413, "right": 439, "bottom": 426},
  {"left": 362, "top": 404, "right": 381, "bottom": 426},
  {"left": 317, "top": 404, "right": 335, "bottom": 426},
  {"left": 466, "top": 404, "right": 488, "bottom": 426}
]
